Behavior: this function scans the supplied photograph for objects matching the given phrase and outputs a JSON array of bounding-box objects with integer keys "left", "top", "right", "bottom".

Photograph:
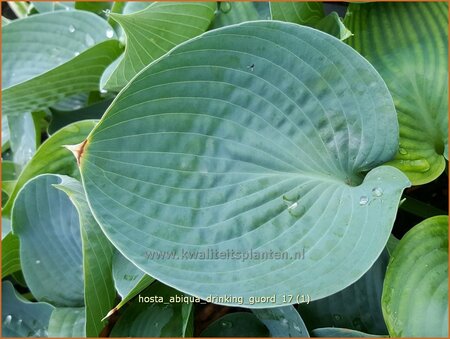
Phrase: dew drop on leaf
[
  {"left": 85, "top": 34, "right": 95, "bottom": 47},
  {"left": 74, "top": 52, "right": 80, "bottom": 57},
  {"left": 35, "top": 260, "right": 41, "bottom": 264},
  {"left": 398, "top": 147, "right": 408, "bottom": 155},
  {"left": 68, "top": 25, "right": 75, "bottom": 33},
  {"left": 221, "top": 321, "right": 233, "bottom": 328},
  {"left": 106, "top": 28, "right": 114, "bottom": 39},
  {"left": 359, "top": 195, "right": 369, "bottom": 206},
  {"left": 220, "top": 2, "right": 232, "bottom": 13},
  {"left": 372, "top": 187, "right": 383, "bottom": 197},
  {"left": 4, "top": 315, "right": 12, "bottom": 325}
]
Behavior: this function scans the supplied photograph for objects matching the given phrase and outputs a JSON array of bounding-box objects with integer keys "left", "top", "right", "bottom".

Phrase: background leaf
[
  {"left": 102, "top": 2, "right": 216, "bottom": 91},
  {"left": 81, "top": 21, "right": 409, "bottom": 307},
  {"left": 200, "top": 312, "right": 270, "bottom": 337},
  {"left": 2, "top": 281, "right": 54, "bottom": 337},
  {"left": 55, "top": 177, "right": 116, "bottom": 337},
  {"left": 270, "top": 2, "right": 324, "bottom": 26},
  {"left": 48, "top": 308, "right": 85, "bottom": 337},
  {"left": 12, "top": 175, "right": 84, "bottom": 307},
  {"left": 253, "top": 305, "right": 309, "bottom": 337},
  {"left": 345, "top": 2, "right": 448, "bottom": 185},
  {"left": 299, "top": 249, "right": 389, "bottom": 335},
  {"left": 210, "top": 2, "right": 270, "bottom": 29},
  {"left": 2, "top": 232, "right": 21, "bottom": 278},
  {"left": 3, "top": 120, "right": 96, "bottom": 216},
  {"left": 382, "top": 216, "right": 448, "bottom": 337},
  {"left": 311, "top": 327, "right": 384, "bottom": 337},
  {"left": 2, "top": 10, "right": 122, "bottom": 115}
]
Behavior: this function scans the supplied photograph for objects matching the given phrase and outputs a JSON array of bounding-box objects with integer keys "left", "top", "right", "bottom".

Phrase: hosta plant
[{"left": 1, "top": 1, "right": 448, "bottom": 338}]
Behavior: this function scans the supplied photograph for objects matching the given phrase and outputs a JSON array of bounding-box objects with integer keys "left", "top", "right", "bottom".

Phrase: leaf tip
[
  {"left": 101, "top": 307, "right": 118, "bottom": 322},
  {"left": 64, "top": 140, "right": 87, "bottom": 165}
]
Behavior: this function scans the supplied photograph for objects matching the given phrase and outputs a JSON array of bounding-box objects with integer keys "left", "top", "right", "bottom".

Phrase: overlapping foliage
[{"left": 1, "top": 2, "right": 448, "bottom": 338}]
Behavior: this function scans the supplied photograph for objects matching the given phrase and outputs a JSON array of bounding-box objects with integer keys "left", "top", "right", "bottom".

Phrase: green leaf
[
  {"left": 299, "top": 249, "right": 389, "bottom": 334},
  {"left": 200, "top": 312, "right": 270, "bottom": 337},
  {"left": 12, "top": 174, "right": 84, "bottom": 307},
  {"left": 80, "top": 21, "right": 410, "bottom": 306},
  {"left": 311, "top": 328, "right": 384, "bottom": 337},
  {"left": 210, "top": 2, "right": 270, "bottom": 29},
  {"left": 110, "top": 282, "right": 189, "bottom": 337},
  {"left": 253, "top": 305, "right": 310, "bottom": 337},
  {"left": 102, "top": 2, "right": 216, "bottom": 91},
  {"left": 2, "top": 10, "right": 122, "bottom": 115},
  {"left": 345, "top": 2, "right": 448, "bottom": 185},
  {"left": 2, "top": 115, "right": 11, "bottom": 150},
  {"left": 75, "top": 1, "right": 112, "bottom": 16},
  {"left": 55, "top": 177, "right": 116, "bottom": 337},
  {"left": 122, "top": 2, "right": 152, "bottom": 14},
  {"left": 48, "top": 99, "right": 112, "bottom": 135},
  {"left": 316, "top": 12, "right": 353, "bottom": 41},
  {"left": 181, "top": 302, "right": 194, "bottom": 337},
  {"left": 2, "top": 232, "right": 21, "bottom": 278},
  {"left": 2, "top": 281, "right": 54, "bottom": 337},
  {"left": 382, "top": 215, "right": 448, "bottom": 337},
  {"left": 48, "top": 308, "right": 86, "bottom": 337},
  {"left": 270, "top": 2, "right": 324, "bottom": 26},
  {"left": 3, "top": 120, "right": 96, "bottom": 216}
]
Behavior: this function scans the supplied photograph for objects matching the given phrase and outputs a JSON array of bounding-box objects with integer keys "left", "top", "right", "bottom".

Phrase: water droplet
[
  {"left": 372, "top": 187, "right": 383, "bottom": 197},
  {"left": 106, "top": 28, "right": 114, "bottom": 39},
  {"left": 154, "top": 322, "right": 159, "bottom": 327},
  {"left": 68, "top": 25, "right": 75, "bottom": 33},
  {"left": 220, "top": 2, "right": 231, "bottom": 13},
  {"left": 18, "top": 319, "right": 23, "bottom": 325},
  {"left": 85, "top": 34, "right": 95, "bottom": 47},
  {"left": 293, "top": 325, "right": 301, "bottom": 332},
  {"left": 4, "top": 315, "right": 12, "bottom": 325},
  {"left": 359, "top": 196, "right": 369, "bottom": 206},
  {"left": 410, "top": 159, "right": 430, "bottom": 172},
  {"left": 74, "top": 52, "right": 80, "bottom": 57},
  {"left": 221, "top": 321, "right": 232, "bottom": 328},
  {"left": 399, "top": 147, "right": 408, "bottom": 155},
  {"left": 281, "top": 318, "right": 289, "bottom": 326},
  {"left": 35, "top": 260, "right": 41, "bottom": 264},
  {"left": 288, "top": 202, "right": 298, "bottom": 210},
  {"left": 103, "top": 9, "right": 111, "bottom": 16},
  {"left": 100, "top": 88, "right": 107, "bottom": 94}
]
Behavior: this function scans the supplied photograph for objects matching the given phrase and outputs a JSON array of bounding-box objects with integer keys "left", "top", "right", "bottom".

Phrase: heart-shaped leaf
[
  {"left": 2, "top": 10, "right": 122, "bottom": 115},
  {"left": 2, "top": 281, "right": 54, "bottom": 337},
  {"left": 344, "top": 2, "right": 448, "bottom": 185},
  {"left": 101, "top": 2, "right": 216, "bottom": 91},
  {"left": 381, "top": 216, "right": 448, "bottom": 337},
  {"left": 12, "top": 175, "right": 84, "bottom": 307},
  {"left": 80, "top": 21, "right": 410, "bottom": 306},
  {"left": 3, "top": 120, "right": 96, "bottom": 216}
]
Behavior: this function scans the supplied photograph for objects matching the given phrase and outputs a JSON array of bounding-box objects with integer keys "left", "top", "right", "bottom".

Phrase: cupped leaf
[
  {"left": 315, "top": 12, "right": 352, "bottom": 41},
  {"left": 200, "top": 312, "right": 270, "bottom": 337},
  {"left": 80, "top": 21, "right": 410, "bottom": 307},
  {"left": 311, "top": 327, "right": 384, "bottom": 337},
  {"left": 12, "top": 174, "right": 84, "bottom": 307},
  {"left": 345, "top": 2, "right": 448, "bottom": 185},
  {"left": 48, "top": 308, "right": 86, "bottom": 337},
  {"left": 2, "top": 10, "right": 122, "bottom": 115},
  {"left": 382, "top": 216, "right": 448, "bottom": 337},
  {"left": 299, "top": 249, "right": 389, "bottom": 334},
  {"left": 102, "top": 2, "right": 216, "bottom": 91},
  {"left": 253, "top": 305, "right": 309, "bottom": 337},
  {"left": 55, "top": 177, "right": 115, "bottom": 337},
  {"left": 3, "top": 120, "right": 96, "bottom": 216},
  {"left": 2, "top": 281, "right": 54, "bottom": 337},
  {"left": 110, "top": 282, "right": 191, "bottom": 337}
]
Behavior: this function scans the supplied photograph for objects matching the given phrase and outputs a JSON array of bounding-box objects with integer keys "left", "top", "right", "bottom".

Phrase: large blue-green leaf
[
  {"left": 80, "top": 21, "right": 410, "bottom": 307},
  {"left": 200, "top": 312, "right": 270, "bottom": 337},
  {"left": 12, "top": 175, "right": 84, "bottom": 307},
  {"left": 2, "top": 281, "right": 54, "bottom": 337},
  {"left": 253, "top": 306, "right": 309, "bottom": 337},
  {"left": 102, "top": 2, "right": 216, "bottom": 91},
  {"left": 382, "top": 216, "right": 448, "bottom": 337},
  {"left": 299, "top": 249, "right": 389, "bottom": 334},
  {"left": 311, "top": 328, "right": 384, "bottom": 337},
  {"left": 55, "top": 177, "right": 116, "bottom": 337},
  {"left": 3, "top": 120, "right": 96, "bottom": 216},
  {"left": 110, "top": 282, "right": 190, "bottom": 337},
  {"left": 345, "top": 2, "right": 448, "bottom": 185},
  {"left": 2, "top": 10, "right": 122, "bottom": 115}
]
